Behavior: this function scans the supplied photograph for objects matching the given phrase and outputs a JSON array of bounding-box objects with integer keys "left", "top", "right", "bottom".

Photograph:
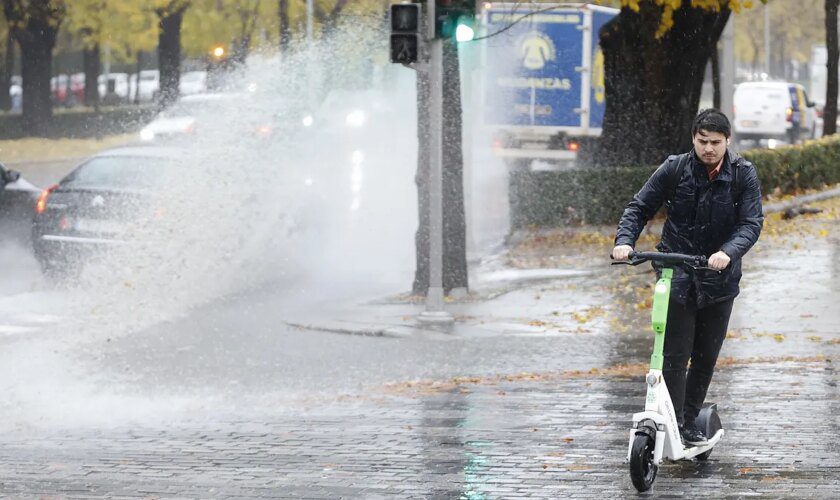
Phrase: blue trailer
[{"left": 480, "top": 3, "right": 618, "bottom": 168}]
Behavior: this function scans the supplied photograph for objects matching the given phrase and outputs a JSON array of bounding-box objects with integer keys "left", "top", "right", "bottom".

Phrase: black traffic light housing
[
  {"left": 435, "top": 0, "right": 476, "bottom": 40},
  {"left": 390, "top": 3, "right": 421, "bottom": 64}
]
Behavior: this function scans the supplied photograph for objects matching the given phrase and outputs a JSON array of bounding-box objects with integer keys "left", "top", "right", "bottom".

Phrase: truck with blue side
[{"left": 480, "top": 3, "right": 618, "bottom": 169}]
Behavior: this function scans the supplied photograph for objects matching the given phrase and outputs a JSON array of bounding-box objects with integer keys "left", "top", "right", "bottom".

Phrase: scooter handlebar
[{"left": 611, "top": 251, "right": 711, "bottom": 269}]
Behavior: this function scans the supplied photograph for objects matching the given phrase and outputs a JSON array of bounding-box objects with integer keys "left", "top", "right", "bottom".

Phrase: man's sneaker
[{"left": 680, "top": 423, "right": 708, "bottom": 446}]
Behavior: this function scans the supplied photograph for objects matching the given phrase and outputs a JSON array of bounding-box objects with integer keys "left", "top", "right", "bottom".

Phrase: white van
[{"left": 733, "top": 81, "right": 817, "bottom": 145}]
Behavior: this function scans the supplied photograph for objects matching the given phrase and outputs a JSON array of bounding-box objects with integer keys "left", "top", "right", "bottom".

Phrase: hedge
[
  {"left": 0, "top": 106, "right": 158, "bottom": 140},
  {"left": 510, "top": 136, "right": 840, "bottom": 228}
]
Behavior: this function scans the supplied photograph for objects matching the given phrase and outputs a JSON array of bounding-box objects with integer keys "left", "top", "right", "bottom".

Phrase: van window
[{"left": 735, "top": 89, "right": 784, "bottom": 108}]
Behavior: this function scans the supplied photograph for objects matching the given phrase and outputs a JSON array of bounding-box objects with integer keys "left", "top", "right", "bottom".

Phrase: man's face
[{"left": 693, "top": 129, "right": 728, "bottom": 168}]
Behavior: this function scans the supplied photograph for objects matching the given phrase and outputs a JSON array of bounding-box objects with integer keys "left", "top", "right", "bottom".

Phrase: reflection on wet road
[{"left": 0, "top": 359, "right": 834, "bottom": 497}]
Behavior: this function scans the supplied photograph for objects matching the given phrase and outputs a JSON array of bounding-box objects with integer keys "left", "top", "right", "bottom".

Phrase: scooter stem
[{"left": 650, "top": 268, "right": 673, "bottom": 371}]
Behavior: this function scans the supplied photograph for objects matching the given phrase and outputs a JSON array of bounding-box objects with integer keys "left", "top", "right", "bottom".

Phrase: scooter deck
[{"left": 674, "top": 429, "right": 724, "bottom": 460}]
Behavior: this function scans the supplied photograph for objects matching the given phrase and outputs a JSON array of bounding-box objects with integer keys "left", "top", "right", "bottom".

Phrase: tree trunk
[
  {"left": 232, "top": 4, "right": 257, "bottom": 64},
  {"left": 597, "top": 4, "right": 730, "bottom": 167},
  {"left": 134, "top": 51, "right": 143, "bottom": 104},
  {"left": 777, "top": 38, "right": 786, "bottom": 79},
  {"left": 83, "top": 43, "right": 100, "bottom": 108},
  {"left": 412, "top": 39, "right": 468, "bottom": 295},
  {"left": 15, "top": 25, "right": 58, "bottom": 135},
  {"left": 157, "top": 7, "right": 187, "bottom": 107},
  {"left": 0, "top": 31, "right": 13, "bottom": 111},
  {"left": 278, "top": 0, "right": 291, "bottom": 52},
  {"left": 711, "top": 47, "right": 721, "bottom": 110},
  {"left": 825, "top": 0, "right": 839, "bottom": 136}
]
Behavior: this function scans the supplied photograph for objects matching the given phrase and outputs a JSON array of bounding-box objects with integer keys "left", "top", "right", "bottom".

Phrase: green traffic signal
[
  {"left": 435, "top": 0, "right": 476, "bottom": 41},
  {"left": 455, "top": 15, "right": 475, "bottom": 42}
]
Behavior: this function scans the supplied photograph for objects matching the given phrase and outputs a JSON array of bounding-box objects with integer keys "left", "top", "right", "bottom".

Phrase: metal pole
[
  {"left": 103, "top": 42, "right": 111, "bottom": 78},
  {"left": 419, "top": 0, "right": 454, "bottom": 325},
  {"left": 763, "top": 4, "right": 770, "bottom": 76},
  {"left": 305, "top": 0, "right": 315, "bottom": 109},
  {"left": 306, "top": 0, "right": 314, "bottom": 43},
  {"left": 721, "top": 17, "right": 734, "bottom": 120}
]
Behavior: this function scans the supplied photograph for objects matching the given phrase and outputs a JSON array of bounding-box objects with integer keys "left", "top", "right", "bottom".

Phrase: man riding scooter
[{"left": 612, "top": 109, "right": 764, "bottom": 445}]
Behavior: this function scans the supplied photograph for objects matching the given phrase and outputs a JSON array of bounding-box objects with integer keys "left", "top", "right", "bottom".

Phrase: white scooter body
[{"left": 626, "top": 369, "right": 724, "bottom": 465}]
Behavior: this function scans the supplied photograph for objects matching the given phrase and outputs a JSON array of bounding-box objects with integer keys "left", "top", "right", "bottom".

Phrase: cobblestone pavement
[
  {"left": 0, "top": 359, "right": 837, "bottom": 498},
  {"left": 0, "top": 195, "right": 837, "bottom": 498}
]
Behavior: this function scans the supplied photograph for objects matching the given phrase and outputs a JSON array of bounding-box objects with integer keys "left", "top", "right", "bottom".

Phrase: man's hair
[{"left": 692, "top": 108, "right": 731, "bottom": 138}]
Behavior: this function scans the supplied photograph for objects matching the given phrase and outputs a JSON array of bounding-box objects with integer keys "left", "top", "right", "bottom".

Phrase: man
[{"left": 612, "top": 109, "right": 764, "bottom": 445}]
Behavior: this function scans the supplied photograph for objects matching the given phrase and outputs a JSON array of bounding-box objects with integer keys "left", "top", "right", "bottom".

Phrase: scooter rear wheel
[
  {"left": 694, "top": 405, "right": 723, "bottom": 461},
  {"left": 629, "top": 433, "right": 658, "bottom": 492}
]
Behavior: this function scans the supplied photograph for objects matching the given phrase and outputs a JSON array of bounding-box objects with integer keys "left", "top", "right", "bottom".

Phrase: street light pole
[
  {"left": 720, "top": 16, "right": 734, "bottom": 121},
  {"left": 306, "top": 0, "right": 314, "bottom": 43},
  {"left": 763, "top": 4, "right": 770, "bottom": 76},
  {"left": 305, "top": 0, "right": 315, "bottom": 110},
  {"left": 419, "top": 0, "right": 454, "bottom": 326}
]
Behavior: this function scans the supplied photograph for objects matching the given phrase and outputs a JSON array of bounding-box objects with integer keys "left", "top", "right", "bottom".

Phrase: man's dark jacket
[{"left": 615, "top": 150, "right": 764, "bottom": 307}]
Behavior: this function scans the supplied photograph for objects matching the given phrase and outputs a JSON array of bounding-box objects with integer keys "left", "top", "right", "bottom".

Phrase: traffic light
[
  {"left": 435, "top": 0, "right": 476, "bottom": 41},
  {"left": 390, "top": 3, "right": 421, "bottom": 64}
]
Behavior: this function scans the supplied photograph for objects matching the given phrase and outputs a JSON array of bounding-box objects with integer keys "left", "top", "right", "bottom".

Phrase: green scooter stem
[{"left": 649, "top": 268, "right": 673, "bottom": 371}]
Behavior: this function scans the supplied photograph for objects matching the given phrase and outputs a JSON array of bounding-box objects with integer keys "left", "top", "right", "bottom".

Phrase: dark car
[
  {"left": 0, "top": 163, "right": 40, "bottom": 245},
  {"left": 31, "top": 146, "right": 181, "bottom": 277}
]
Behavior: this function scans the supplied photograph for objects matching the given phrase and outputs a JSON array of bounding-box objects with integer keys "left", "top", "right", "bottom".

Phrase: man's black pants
[{"left": 662, "top": 297, "right": 734, "bottom": 427}]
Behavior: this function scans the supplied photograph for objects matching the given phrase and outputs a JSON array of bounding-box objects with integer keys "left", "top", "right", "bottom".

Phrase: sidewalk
[
  {"left": 0, "top": 357, "right": 835, "bottom": 497},
  {"left": 284, "top": 192, "right": 840, "bottom": 346}
]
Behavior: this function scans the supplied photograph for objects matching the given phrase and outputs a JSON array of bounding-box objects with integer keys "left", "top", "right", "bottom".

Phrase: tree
[
  {"left": 182, "top": 0, "right": 271, "bottom": 63},
  {"left": 597, "top": 1, "right": 760, "bottom": 167},
  {"left": 2, "top": 0, "right": 65, "bottom": 135},
  {"left": 64, "top": 1, "right": 105, "bottom": 108},
  {"left": 825, "top": 0, "right": 838, "bottom": 136},
  {"left": 413, "top": 39, "right": 468, "bottom": 295},
  {"left": 154, "top": 0, "right": 191, "bottom": 106},
  {"left": 0, "top": 17, "right": 13, "bottom": 111},
  {"left": 64, "top": 1, "right": 156, "bottom": 107},
  {"left": 278, "top": 0, "right": 290, "bottom": 51},
  {"left": 733, "top": 0, "right": 822, "bottom": 78},
  {"left": 314, "top": 0, "right": 350, "bottom": 37}
]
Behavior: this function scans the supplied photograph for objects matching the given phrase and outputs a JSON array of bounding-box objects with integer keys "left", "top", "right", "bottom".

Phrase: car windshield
[
  {"left": 161, "top": 101, "right": 205, "bottom": 118},
  {"left": 160, "top": 96, "right": 238, "bottom": 118},
  {"left": 63, "top": 156, "right": 169, "bottom": 189}
]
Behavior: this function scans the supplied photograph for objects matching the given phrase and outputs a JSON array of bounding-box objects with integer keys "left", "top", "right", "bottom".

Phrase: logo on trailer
[
  {"left": 90, "top": 195, "right": 105, "bottom": 207},
  {"left": 519, "top": 31, "right": 556, "bottom": 70},
  {"left": 592, "top": 47, "right": 606, "bottom": 104}
]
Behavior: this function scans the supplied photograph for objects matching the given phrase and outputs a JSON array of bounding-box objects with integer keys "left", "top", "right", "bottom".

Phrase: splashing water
[{"left": 57, "top": 23, "right": 420, "bottom": 340}]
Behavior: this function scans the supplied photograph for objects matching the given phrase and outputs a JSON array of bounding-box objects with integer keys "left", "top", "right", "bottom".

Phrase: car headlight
[
  {"left": 140, "top": 128, "right": 155, "bottom": 141},
  {"left": 345, "top": 110, "right": 366, "bottom": 127},
  {"left": 302, "top": 114, "right": 314, "bottom": 127}
]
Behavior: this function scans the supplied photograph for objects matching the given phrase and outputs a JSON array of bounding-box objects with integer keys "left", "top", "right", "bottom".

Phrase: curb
[
  {"left": 763, "top": 186, "right": 840, "bottom": 214},
  {"left": 283, "top": 320, "right": 415, "bottom": 339},
  {"left": 4, "top": 157, "right": 84, "bottom": 168}
]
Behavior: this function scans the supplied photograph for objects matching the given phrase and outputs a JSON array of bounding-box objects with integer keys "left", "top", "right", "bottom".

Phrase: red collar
[{"left": 707, "top": 158, "right": 724, "bottom": 181}]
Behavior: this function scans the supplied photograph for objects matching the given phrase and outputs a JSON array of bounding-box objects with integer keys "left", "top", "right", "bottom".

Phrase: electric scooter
[{"left": 612, "top": 251, "right": 725, "bottom": 492}]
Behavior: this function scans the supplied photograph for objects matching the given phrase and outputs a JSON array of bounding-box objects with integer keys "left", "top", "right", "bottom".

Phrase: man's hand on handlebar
[
  {"left": 612, "top": 244, "right": 634, "bottom": 261},
  {"left": 708, "top": 251, "right": 731, "bottom": 271}
]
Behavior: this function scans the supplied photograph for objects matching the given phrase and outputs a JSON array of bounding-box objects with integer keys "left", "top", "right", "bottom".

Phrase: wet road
[{"left": 0, "top": 359, "right": 835, "bottom": 497}]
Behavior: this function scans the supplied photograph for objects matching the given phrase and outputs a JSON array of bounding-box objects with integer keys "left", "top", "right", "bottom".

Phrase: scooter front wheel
[{"left": 629, "top": 433, "right": 658, "bottom": 492}]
